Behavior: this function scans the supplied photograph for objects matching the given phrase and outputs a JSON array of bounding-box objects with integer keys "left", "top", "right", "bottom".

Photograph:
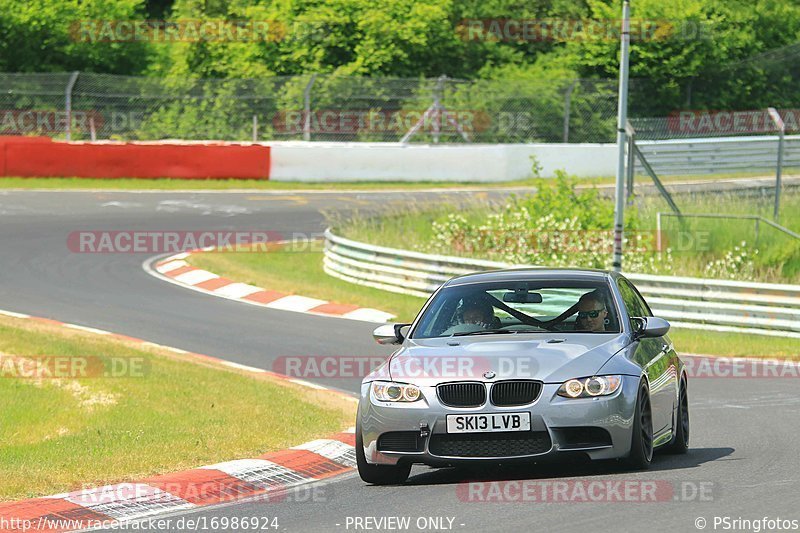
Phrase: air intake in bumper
[{"left": 429, "top": 431, "right": 552, "bottom": 458}]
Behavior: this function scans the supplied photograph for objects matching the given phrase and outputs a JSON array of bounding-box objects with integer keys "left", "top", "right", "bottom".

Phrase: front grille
[
  {"left": 377, "top": 431, "right": 423, "bottom": 452},
  {"left": 429, "top": 431, "right": 551, "bottom": 458},
  {"left": 437, "top": 382, "right": 486, "bottom": 407},
  {"left": 490, "top": 380, "right": 542, "bottom": 406}
]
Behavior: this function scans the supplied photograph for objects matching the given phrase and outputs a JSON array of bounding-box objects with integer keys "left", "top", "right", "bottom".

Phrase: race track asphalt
[{"left": 1, "top": 189, "right": 798, "bottom": 533}]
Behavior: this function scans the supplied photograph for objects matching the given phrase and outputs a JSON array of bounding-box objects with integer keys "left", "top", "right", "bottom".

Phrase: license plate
[{"left": 446, "top": 412, "right": 531, "bottom": 433}]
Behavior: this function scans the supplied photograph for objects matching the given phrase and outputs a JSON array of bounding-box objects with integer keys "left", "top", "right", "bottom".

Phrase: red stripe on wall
[{"left": 0, "top": 137, "right": 270, "bottom": 180}]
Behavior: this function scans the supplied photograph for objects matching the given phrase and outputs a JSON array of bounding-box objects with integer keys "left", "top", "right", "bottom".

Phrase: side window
[
  {"left": 616, "top": 278, "right": 651, "bottom": 319},
  {"left": 628, "top": 281, "right": 654, "bottom": 317}
]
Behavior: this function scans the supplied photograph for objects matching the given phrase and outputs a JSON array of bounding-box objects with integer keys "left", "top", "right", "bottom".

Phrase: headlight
[
  {"left": 557, "top": 375, "right": 622, "bottom": 398},
  {"left": 372, "top": 381, "right": 422, "bottom": 402}
]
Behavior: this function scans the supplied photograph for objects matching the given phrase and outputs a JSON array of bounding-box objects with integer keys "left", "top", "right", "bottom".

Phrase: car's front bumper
[{"left": 357, "top": 376, "right": 639, "bottom": 466}]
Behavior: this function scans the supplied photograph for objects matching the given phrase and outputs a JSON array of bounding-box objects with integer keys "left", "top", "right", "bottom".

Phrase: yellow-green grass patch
[
  {"left": 0, "top": 315, "right": 354, "bottom": 501},
  {"left": 0, "top": 171, "right": 787, "bottom": 191}
]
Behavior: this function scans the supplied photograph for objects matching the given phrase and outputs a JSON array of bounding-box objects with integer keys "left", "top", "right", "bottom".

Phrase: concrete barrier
[
  {"left": 0, "top": 136, "right": 271, "bottom": 179},
  {"left": 266, "top": 141, "right": 617, "bottom": 181}
]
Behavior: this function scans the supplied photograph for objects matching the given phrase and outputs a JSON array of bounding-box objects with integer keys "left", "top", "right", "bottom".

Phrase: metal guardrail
[
  {"left": 323, "top": 228, "right": 800, "bottom": 338},
  {"left": 636, "top": 135, "right": 800, "bottom": 176}
]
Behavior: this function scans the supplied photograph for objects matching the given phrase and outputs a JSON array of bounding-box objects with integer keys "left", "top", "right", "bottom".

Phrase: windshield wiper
[{"left": 452, "top": 329, "right": 521, "bottom": 337}]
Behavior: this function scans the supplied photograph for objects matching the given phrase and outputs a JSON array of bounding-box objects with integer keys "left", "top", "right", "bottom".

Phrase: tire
[
  {"left": 664, "top": 377, "right": 689, "bottom": 454},
  {"left": 356, "top": 421, "right": 411, "bottom": 485},
  {"left": 622, "top": 381, "right": 654, "bottom": 470}
]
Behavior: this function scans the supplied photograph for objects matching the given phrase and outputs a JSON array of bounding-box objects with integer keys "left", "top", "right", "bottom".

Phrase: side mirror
[
  {"left": 632, "top": 316, "right": 671, "bottom": 338},
  {"left": 373, "top": 323, "right": 410, "bottom": 345}
]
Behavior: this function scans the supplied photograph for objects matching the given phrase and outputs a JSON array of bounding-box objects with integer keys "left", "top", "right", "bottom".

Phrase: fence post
[
  {"left": 767, "top": 107, "right": 785, "bottom": 222},
  {"left": 64, "top": 71, "right": 80, "bottom": 140},
  {"left": 563, "top": 80, "right": 578, "bottom": 143},
  {"left": 432, "top": 75, "right": 447, "bottom": 144},
  {"left": 755, "top": 218, "right": 760, "bottom": 247},
  {"left": 252, "top": 115, "right": 258, "bottom": 142},
  {"left": 625, "top": 120, "right": 635, "bottom": 203},
  {"left": 656, "top": 212, "right": 662, "bottom": 252},
  {"left": 303, "top": 73, "right": 317, "bottom": 141}
]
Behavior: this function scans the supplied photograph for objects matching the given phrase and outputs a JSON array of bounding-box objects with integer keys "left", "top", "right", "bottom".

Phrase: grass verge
[
  {"left": 0, "top": 176, "right": 535, "bottom": 190},
  {"left": 0, "top": 314, "right": 354, "bottom": 501},
  {"left": 0, "top": 171, "right": 780, "bottom": 191},
  {"left": 185, "top": 249, "right": 800, "bottom": 360}
]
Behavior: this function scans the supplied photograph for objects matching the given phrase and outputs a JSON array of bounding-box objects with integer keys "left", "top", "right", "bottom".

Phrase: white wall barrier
[
  {"left": 266, "top": 141, "right": 617, "bottom": 182},
  {"left": 266, "top": 136, "right": 797, "bottom": 182}
]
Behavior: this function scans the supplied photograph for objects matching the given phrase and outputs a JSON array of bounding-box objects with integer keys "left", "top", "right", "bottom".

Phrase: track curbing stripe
[{"left": 145, "top": 249, "right": 396, "bottom": 323}]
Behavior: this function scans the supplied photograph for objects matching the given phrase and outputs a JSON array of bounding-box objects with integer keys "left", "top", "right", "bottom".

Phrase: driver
[
  {"left": 461, "top": 300, "right": 494, "bottom": 328},
  {"left": 575, "top": 292, "right": 608, "bottom": 332}
]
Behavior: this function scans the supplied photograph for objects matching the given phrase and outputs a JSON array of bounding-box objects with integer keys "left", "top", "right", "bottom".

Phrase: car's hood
[{"left": 367, "top": 333, "right": 628, "bottom": 386}]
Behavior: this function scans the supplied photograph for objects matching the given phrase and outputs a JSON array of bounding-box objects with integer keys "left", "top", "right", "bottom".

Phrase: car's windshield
[{"left": 412, "top": 279, "right": 620, "bottom": 339}]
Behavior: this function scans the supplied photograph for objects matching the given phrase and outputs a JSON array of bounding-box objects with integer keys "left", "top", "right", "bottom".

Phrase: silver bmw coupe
[{"left": 356, "top": 269, "right": 689, "bottom": 484}]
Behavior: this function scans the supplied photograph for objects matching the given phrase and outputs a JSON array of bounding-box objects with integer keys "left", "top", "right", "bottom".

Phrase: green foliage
[
  {"left": 0, "top": 0, "right": 153, "bottom": 74},
  {"left": 337, "top": 177, "right": 800, "bottom": 282},
  {"left": 3, "top": 0, "right": 800, "bottom": 122},
  {"left": 425, "top": 172, "right": 656, "bottom": 270},
  {"left": 756, "top": 241, "right": 800, "bottom": 279},
  {"left": 512, "top": 172, "right": 622, "bottom": 230}
]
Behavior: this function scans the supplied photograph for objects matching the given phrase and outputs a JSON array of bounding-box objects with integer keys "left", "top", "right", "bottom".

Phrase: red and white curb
[
  {"left": 145, "top": 251, "right": 395, "bottom": 323},
  {"left": 0, "top": 307, "right": 359, "bottom": 533},
  {"left": 0, "top": 430, "right": 356, "bottom": 533}
]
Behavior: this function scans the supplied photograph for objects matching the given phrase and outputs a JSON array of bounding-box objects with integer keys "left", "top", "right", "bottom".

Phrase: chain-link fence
[
  {"left": 3, "top": 62, "right": 800, "bottom": 145},
  {"left": 0, "top": 72, "right": 619, "bottom": 143}
]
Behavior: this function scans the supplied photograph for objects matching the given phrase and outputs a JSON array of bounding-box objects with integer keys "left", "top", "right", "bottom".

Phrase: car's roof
[{"left": 443, "top": 267, "right": 618, "bottom": 287}]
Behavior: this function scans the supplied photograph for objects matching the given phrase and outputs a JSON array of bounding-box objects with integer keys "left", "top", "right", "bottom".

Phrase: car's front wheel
[
  {"left": 356, "top": 422, "right": 411, "bottom": 485},
  {"left": 622, "top": 381, "right": 654, "bottom": 470},
  {"left": 664, "top": 377, "right": 689, "bottom": 454}
]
